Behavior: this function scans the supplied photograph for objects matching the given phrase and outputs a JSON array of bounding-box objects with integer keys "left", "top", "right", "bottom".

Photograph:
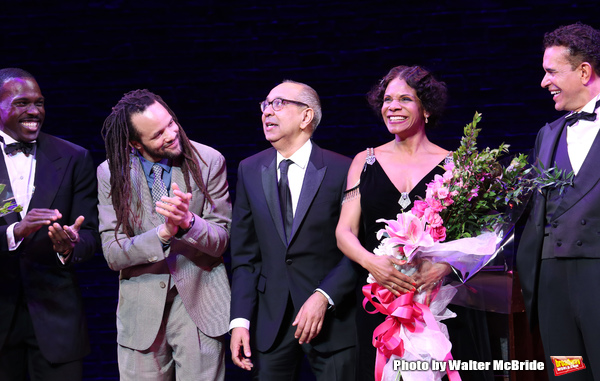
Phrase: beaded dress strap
[{"left": 342, "top": 148, "right": 374, "bottom": 205}]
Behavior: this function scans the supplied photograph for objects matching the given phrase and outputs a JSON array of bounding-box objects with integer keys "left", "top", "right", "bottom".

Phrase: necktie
[
  {"left": 564, "top": 99, "right": 600, "bottom": 127},
  {"left": 151, "top": 164, "right": 168, "bottom": 222},
  {"left": 4, "top": 141, "right": 34, "bottom": 155},
  {"left": 278, "top": 159, "right": 293, "bottom": 243}
]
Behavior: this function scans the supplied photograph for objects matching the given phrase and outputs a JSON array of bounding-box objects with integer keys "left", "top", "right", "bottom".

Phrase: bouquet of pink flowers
[{"left": 370, "top": 112, "right": 531, "bottom": 285}]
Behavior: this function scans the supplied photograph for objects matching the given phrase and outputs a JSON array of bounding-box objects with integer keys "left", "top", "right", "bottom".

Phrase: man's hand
[
  {"left": 48, "top": 215, "right": 85, "bottom": 255},
  {"left": 230, "top": 327, "right": 253, "bottom": 371},
  {"left": 14, "top": 208, "right": 61, "bottom": 241},
  {"left": 155, "top": 182, "right": 193, "bottom": 229},
  {"left": 292, "top": 292, "right": 329, "bottom": 344}
]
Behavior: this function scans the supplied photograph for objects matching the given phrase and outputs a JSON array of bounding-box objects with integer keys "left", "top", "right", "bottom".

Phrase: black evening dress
[{"left": 354, "top": 149, "right": 445, "bottom": 380}]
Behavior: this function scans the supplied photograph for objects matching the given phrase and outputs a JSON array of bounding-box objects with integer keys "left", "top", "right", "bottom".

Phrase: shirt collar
[
  {"left": 136, "top": 151, "right": 171, "bottom": 179},
  {"left": 277, "top": 139, "right": 312, "bottom": 170},
  {"left": 0, "top": 130, "right": 37, "bottom": 146},
  {"left": 578, "top": 92, "right": 600, "bottom": 113}
]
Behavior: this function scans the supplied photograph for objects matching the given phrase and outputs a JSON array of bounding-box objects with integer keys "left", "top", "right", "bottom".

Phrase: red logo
[{"left": 551, "top": 356, "right": 586, "bottom": 376}]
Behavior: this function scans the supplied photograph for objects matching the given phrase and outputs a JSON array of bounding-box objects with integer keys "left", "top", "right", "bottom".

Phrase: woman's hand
[
  {"left": 364, "top": 254, "right": 416, "bottom": 296},
  {"left": 412, "top": 260, "right": 452, "bottom": 304}
]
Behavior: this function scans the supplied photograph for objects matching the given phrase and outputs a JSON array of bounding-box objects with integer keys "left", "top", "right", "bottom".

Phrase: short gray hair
[{"left": 282, "top": 79, "right": 322, "bottom": 131}]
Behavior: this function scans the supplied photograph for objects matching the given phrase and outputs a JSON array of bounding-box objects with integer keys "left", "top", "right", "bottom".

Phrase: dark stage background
[{"left": 1, "top": 1, "right": 598, "bottom": 380}]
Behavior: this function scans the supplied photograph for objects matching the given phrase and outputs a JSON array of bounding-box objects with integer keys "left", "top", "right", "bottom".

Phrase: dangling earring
[{"left": 425, "top": 116, "right": 429, "bottom": 124}]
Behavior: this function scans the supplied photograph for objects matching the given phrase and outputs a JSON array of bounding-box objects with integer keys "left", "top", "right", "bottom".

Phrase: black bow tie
[
  {"left": 4, "top": 141, "right": 35, "bottom": 155},
  {"left": 565, "top": 99, "right": 600, "bottom": 127}
]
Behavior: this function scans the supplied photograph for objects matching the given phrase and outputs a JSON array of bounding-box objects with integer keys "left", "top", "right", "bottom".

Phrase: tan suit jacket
[{"left": 97, "top": 141, "right": 231, "bottom": 350}]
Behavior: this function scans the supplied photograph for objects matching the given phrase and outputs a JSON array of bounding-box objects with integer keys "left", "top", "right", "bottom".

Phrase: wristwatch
[{"left": 175, "top": 213, "right": 195, "bottom": 238}]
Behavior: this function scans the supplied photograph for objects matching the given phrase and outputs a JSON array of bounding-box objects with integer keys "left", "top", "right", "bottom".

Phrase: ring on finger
[
  {"left": 390, "top": 284, "right": 395, "bottom": 290},
  {"left": 67, "top": 234, "right": 77, "bottom": 243}
]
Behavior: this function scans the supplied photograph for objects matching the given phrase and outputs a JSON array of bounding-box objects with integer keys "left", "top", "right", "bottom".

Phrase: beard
[{"left": 139, "top": 135, "right": 182, "bottom": 161}]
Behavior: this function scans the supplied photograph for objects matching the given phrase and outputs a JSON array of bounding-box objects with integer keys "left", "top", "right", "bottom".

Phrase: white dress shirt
[
  {"left": 567, "top": 93, "right": 600, "bottom": 175},
  {"left": 276, "top": 139, "right": 312, "bottom": 215},
  {"left": 0, "top": 130, "right": 36, "bottom": 251},
  {"left": 229, "top": 140, "right": 334, "bottom": 332}
]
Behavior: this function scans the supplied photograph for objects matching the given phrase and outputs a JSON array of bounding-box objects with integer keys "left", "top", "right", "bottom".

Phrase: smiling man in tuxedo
[
  {"left": 517, "top": 23, "right": 600, "bottom": 380},
  {"left": 0, "top": 68, "right": 100, "bottom": 380}
]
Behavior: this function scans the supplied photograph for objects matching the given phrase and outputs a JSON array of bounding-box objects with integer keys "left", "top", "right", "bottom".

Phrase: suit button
[
  {"left": 159, "top": 281, "right": 166, "bottom": 288},
  {"left": 576, "top": 241, "right": 583, "bottom": 246},
  {"left": 149, "top": 256, "right": 158, "bottom": 262},
  {"left": 556, "top": 242, "right": 562, "bottom": 247},
  {"left": 552, "top": 222, "right": 558, "bottom": 228},
  {"left": 285, "top": 259, "right": 293, "bottom": 265},
  {"left": 581, "top": 220, "right": 587, "bottom": 225}
]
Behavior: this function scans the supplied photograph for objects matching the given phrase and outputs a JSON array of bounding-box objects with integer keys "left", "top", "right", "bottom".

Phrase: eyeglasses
[{"left": 260, "top": 98, "right": 309, "bottom": 112}]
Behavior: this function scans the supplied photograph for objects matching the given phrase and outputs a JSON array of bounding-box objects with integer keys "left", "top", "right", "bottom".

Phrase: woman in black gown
[{"left": 336, "top": 65, "right": 452, "bottom": 380}]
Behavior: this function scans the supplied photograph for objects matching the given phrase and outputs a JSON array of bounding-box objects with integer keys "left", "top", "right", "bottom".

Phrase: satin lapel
[
  {"left": 554, "top": 122, "right": 600, "bottom": 219},
  {"left": 261, "top": 155, "right": 287, "bottom": 245},
  {"left": 537, "top": 119, "right": 564, "bottom": 169},
  {"left": 0, "top": 155, "right": 19, "bottom": 225},
  {"left": 26, "top": 141, "right": 69, "bottom": 243},
  {"left": 290, "top": 146, "right": 326, "bottom": 243},
  {"left": 531, "top": 119, "right": 565, "bottom": 224},
  {"left": 29, "top": 143, "right": 68, "bottom": 212}
]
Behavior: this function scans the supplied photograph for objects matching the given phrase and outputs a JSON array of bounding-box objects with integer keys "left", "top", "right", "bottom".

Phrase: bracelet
[{"left": 175, "top": 214, "right": 195, "bottom": 238}]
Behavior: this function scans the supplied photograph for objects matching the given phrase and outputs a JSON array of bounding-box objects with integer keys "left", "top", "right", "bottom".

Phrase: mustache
[{"left": 162, "top": 134, "right": 180, "bottom": 150}]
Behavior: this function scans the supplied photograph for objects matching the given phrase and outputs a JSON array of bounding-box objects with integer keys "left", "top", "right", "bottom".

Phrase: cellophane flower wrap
[{"left": 363, "top": 112, "right": 537, "bottom": 381}]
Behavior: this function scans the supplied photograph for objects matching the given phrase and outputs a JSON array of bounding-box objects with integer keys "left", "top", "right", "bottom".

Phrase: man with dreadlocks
[{"left": 97, "top": 89, "right": 231, "bottom": 380}]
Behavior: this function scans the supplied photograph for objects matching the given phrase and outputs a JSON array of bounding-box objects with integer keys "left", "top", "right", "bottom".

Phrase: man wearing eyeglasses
[{"left": 229, "top": 80, "right": 356, "bottom": 380}]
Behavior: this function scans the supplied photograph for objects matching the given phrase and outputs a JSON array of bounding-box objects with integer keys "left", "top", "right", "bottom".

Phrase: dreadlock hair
[{"left": 101, "top": 89, "right": 213, "bottom": 243}]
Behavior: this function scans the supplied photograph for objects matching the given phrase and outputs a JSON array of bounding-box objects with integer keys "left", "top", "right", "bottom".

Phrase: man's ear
[
  {"left": 130, "top": 140, "right": 141, "bottom": 151},
  {"left": 299, "top": 108, "right": 314, "bottom": 131},
  {"left": 580, "top": 62, "right": 593, "bottom": 85}
]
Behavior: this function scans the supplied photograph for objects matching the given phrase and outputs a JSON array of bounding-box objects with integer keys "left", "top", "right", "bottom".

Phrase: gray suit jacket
[{"left": 98, "top": 141, "right": 231, "bottom": 350}]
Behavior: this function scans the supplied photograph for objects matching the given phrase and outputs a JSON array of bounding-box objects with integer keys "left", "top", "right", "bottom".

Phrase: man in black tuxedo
[
  {"left": 517, "top": 23, "right": 600, "bottom": 380},
  {"left": 0, "top": 68, "right": 100, "bottom": 380},
  {"left": 229, "top": 80, "right": 356, "bottom": 380}
]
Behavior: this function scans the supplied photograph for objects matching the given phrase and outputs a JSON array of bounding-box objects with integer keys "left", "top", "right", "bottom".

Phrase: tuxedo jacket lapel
[
  {"left": 261, "top": 154, "right": 287, "bottom": 246},
  {"left": 538, "top": 119, "right": 565, "bottom": 169},
  {"left": 528, "top": 119, "right": 565, "bottom": 225},
  {"left": 290, "top": 147, "right": 326, "bottom": 243},
  {"left": 29, "top": 144, "right": 67, "bottom": 212},
  {"left": 554, "top": 121, "right": 600, "bottom": 219}
]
